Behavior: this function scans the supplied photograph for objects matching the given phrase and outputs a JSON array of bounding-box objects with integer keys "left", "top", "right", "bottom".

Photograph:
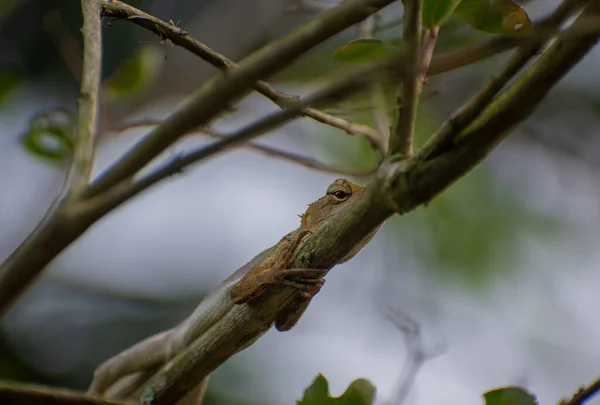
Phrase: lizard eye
[{"left": 332, "top": 190, "right": 348, "bottom": 200}]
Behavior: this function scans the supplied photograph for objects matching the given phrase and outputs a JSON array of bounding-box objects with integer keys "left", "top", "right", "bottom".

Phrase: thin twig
[
  {"left": 66, "top": 0, "right": 103, "bottom": 195},
  {"left": 0, "top": 0, "right": 104, "bottom": 317},
  {"left": 101, "top": 0, "right": 386, "bottom": 154},
  {"left": 388, "top": 0, "right": 423, "bottom": 158},
  {"left": 385, "top": 307, "right": 444, "bottom": 405},
  {"left": 111, "top": 120, "right": 376, "bottom": 177},
  {"left": 357, "top": 16, "right": 391, "bottom": 152},
  {"left": 417, "top": 0, "right": 590, "bottom": 161},
  {"left": 560, "top": 375, "right": 600, "bottom": 405},
  {"left": 0, "top": 381, "right": 128, "bottom": 405}
]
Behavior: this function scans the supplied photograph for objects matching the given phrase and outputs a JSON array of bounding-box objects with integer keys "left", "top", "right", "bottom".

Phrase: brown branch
[
  {"left": 100, "top": 0, "right": 387, "bottom": 155},
  {"left": 388, "top": 0, "right": 423, "bottom": 158},
  {"left": 111, "top": 120, "right": 376, "bottom": 177},
  {"left": 0, "top": 381, "right": 128, "bottom": 405}
]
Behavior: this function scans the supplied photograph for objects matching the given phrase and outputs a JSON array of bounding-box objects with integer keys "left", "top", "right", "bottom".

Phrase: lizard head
[
  {"left": 299, "top": 178, "right": 364, "bottom": 229},
  {"left": 299, "top": 178, "right": 381, "bottom": 264}
]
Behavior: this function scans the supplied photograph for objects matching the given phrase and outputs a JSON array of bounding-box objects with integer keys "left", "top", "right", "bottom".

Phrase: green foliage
[
  {"left": 333, "top": 39, "right": 400, "bottom": 64},
  {"left": 397, "top": 164, "right": 558, "bottom": 287},
  {"left": 422, "top": 0, "right": 464, "bottom": 28},
  {"left": 298, "top": 374, "right": 375, "bottom": 405},
  {"left": 484, "top": 386, "right": 537, "bottom": 405},
  {"left": 20, "top": 108, "right": 75, "bottom": 164},
  {"left": 454, "top": 0, "right": 532, "bottom": 34}
]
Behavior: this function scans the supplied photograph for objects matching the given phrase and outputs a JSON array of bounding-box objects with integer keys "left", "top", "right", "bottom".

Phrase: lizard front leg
[{"left": 230, "top": 230, "right": 327, "bottom": 304}]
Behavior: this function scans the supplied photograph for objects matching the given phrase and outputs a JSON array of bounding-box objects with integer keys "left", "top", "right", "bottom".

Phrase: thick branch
[
  {"left": 67, "top": 0, "right": 102, "bottom": 194},
  {"left": 388, "top": 0, "right": 422, "bottom": 157}
]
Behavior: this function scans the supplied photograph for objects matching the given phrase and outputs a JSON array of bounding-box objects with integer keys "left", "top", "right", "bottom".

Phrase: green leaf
[
  {"left": 333, "top": 39, "right": 400, "bottom": 64},
  {"left": 422, "top": 0, "right": 464, "bottom": 28},
  {"left": 20, "top": 108, "right": 75, "bottom": 163},
  {"left": 483, "top": 386, "right": 537, "bottom": 405},
  {"left": 298, "top": 374, "right": 376, "bottom": 405},
  {"left": 454, "top": 0, "right": 532, "bottom": 34}
]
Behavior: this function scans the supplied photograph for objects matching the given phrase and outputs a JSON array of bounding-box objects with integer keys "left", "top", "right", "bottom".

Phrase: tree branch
[
  {"left": 101, "top": 0, "right": 386, "bottom": 154},
  {"left": 0, "top": 381, "right": 127, "bottom": 405},
  {"left": 0, "top": 0, "right": 104, "bottom": 317},
  {"left": 66, "top": 0, "right": 103, "bottom": 195},
  {"left": 387, "top": 0, "right": 423, "bottom": 158}
]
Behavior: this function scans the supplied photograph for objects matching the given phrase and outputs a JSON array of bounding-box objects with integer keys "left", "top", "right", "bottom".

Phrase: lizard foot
[{"left": 278, "top": 268, "right": 327, "bottom": 298}]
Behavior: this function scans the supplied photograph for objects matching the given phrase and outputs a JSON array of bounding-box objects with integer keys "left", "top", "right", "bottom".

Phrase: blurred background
[{"left": 1, "top": 0, "right": 600, "bottom": 404}]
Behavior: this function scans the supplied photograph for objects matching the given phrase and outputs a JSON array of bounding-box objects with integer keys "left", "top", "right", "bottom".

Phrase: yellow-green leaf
[
  {"left": 483, "top": 387, "right": 537, "bottom": 405},
  {"left": 422, "top": 0, "right": 464, "bottom": 28},
  {"left": 298, "top": 374, "right": 376, "bottom": 405},
  {"left": 21, "top": 109, "right": 74, "bottom": 163},
  {"left": 454, "top": 0, "right": 532, "bottom": 34},
  {"left": 333, "top": 39, "right": 400, "bottom": 64}
]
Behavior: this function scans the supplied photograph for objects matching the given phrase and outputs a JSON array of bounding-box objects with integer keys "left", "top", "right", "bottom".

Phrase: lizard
[{"left": 87, "top": 178, "right": 382, "bottom": 404}]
